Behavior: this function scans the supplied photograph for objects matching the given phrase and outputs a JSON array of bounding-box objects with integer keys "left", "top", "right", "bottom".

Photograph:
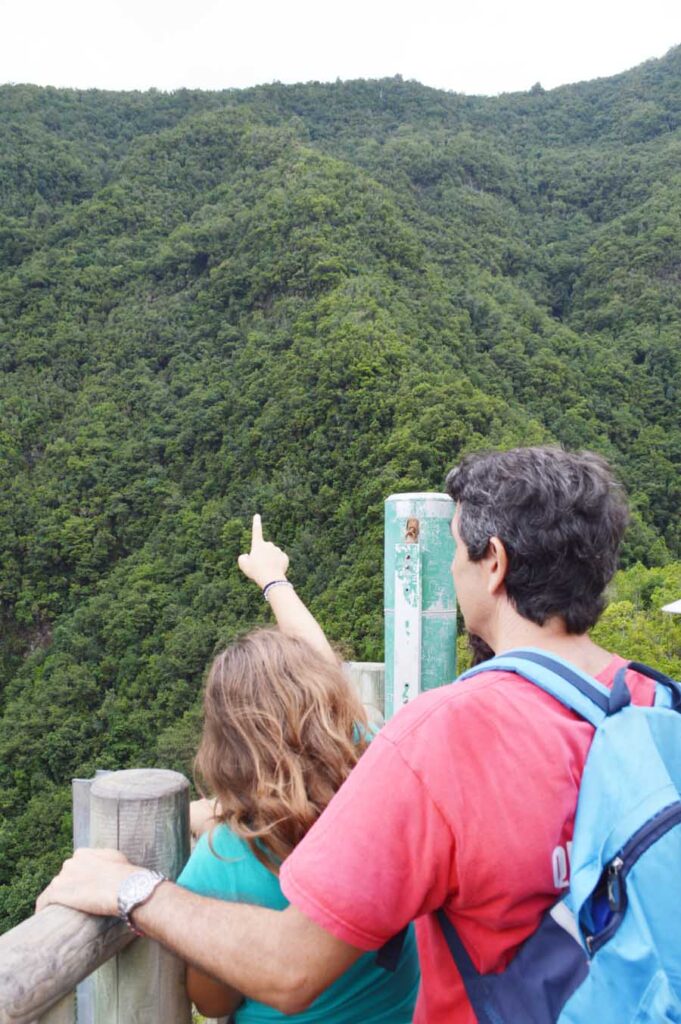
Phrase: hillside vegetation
[{"left": 1, "top": 49, "right": 681, "bottom": 928}]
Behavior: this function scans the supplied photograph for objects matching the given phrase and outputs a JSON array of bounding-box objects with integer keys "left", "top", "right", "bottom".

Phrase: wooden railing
[
  {"left": 0, "top": 904, "right": 132, "bottom": 1024},
  {"left": 0, "top": 769, "right": 191, "bottom": 1024},
  {"left": 0, "top": 664, "right": 385, "bottom": 1024}
]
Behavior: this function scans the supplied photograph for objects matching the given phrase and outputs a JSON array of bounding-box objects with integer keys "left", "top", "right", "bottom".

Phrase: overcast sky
[{"left": 1, "top": 0, "right": 679, "bottom": 96}]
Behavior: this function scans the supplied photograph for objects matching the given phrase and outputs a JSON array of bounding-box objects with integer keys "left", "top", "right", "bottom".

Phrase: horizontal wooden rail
[{"left": 0, "top": 905, "right": 131, "bottom": 1024}]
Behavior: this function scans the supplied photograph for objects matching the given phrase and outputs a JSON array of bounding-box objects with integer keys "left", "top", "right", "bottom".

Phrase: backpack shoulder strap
[
  {"left": 459, "top": 648, "right": 613, "bottom": 728},
  {"left": 628, "top": 661, "right": 681, "bottom": 711}
]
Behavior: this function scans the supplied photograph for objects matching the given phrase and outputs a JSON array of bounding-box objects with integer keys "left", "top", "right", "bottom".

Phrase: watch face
[{"left": 118, "top": 870, "right": 163, "bottom": 917}]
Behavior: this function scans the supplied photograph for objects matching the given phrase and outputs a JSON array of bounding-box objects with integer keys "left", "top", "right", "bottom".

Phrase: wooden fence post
[
  {"left": 72, "top": 770, "right": 111, "bottom": 1024},
  {"left": 343, "top": 661, "right": 385, "bottom": 725},
  {"left": 89, "top": 769, "right": 191, "bottom": 1024},
  {"left": 39, "top": 991, "right": 76, "bottom": 1024}
]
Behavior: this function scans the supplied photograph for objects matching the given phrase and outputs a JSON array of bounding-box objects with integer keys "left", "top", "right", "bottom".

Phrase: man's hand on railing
[{"left": 36, "top": 847, "right": 141, "bottom": 917}]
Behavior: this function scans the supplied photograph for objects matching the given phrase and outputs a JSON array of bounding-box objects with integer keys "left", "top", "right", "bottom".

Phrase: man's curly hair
[{"left": 446, "top": 447, "right": 629, "bottom": 634}]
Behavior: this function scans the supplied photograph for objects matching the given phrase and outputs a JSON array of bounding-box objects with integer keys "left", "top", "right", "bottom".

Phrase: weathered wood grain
[
  {"left": 0, "top": 905, "right": 131, "bottom": 1024},
  {"left": 37, "top": 990, "right": 76, "bottom": 1024},
  {"left": 1, "top": 769, "right": 192, "bottom": 1024},
  {"left": 344, "top": 660, "right": 385, "bottom": 726},
  {"left": 90, "top": 769, "right": 192, "bottom": 1024}
]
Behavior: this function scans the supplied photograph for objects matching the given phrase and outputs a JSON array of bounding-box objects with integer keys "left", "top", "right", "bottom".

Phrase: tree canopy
[{"left": 2, "top": 48, "right": 681, "bottom": 928}]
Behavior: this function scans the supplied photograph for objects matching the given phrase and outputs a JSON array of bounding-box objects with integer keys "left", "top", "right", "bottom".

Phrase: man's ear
[{"left": 486, "top": 536, "right": 508, "bottom": 594}]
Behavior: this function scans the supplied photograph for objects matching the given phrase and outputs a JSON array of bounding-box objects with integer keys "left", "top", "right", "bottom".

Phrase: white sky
[{"left": 1, "top": 0, "right": 679, "bottom": 96}]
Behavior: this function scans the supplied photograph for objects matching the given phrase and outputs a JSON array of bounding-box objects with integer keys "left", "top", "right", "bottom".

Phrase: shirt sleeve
[
  {"left": 177, "top": 826, "right": 289, "bottom": 912},
  {"left": 279, "top": 730, "right": 457, "bottom": 951}
]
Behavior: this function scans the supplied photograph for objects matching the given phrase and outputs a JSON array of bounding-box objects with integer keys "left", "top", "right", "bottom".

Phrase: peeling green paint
[{"left": 384, "top": 493, "right": 457, "bottom": 719}]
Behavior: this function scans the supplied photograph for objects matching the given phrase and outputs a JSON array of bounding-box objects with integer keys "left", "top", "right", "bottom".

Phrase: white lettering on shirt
[{"left": 552, "top": 841, "right": 573, "bottom": 889}]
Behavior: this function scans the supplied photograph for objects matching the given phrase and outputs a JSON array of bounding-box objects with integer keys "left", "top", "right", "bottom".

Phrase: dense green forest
[{"left": 1, "top": 48, "right": 681, "bottom": 929}]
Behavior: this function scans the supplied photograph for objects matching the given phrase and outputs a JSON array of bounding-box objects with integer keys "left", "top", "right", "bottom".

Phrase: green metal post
[{"left": 384, "top": 492, "right": 456, "bottom": 719}]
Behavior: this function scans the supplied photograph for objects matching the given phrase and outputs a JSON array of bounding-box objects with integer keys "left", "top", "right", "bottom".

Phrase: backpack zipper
[{"left": 584, "top": 800, "right": 681, "bottom": 954}]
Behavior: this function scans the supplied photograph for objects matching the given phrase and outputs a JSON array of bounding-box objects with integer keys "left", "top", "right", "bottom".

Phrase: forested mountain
[{"left": 1, "top": 48, "right": 681, "bottom": 929}]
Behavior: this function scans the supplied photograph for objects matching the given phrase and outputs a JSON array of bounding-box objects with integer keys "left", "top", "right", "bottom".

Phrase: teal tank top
[{"left": 178, "top": 824, "right": 419, "bottom": 1023}]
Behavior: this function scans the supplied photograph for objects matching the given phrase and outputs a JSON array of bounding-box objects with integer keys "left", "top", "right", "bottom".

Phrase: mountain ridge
[{"left": 1, "top": 52, "right": 680, "bottom": 928}]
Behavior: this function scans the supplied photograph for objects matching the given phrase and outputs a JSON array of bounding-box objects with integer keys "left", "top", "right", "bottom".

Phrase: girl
[{"left": 178, "top": 515, "right": 419, "bottom": 1022}]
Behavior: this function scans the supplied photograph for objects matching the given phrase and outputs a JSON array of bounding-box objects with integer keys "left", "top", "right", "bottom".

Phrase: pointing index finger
[{"left": 252, "top": 513, "right": 263, "bottom": 545}]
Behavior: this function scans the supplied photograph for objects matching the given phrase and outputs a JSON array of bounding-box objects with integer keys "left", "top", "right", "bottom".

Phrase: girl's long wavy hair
[{"left": 195, "top": 628, "right": 369, "bottom": 872}]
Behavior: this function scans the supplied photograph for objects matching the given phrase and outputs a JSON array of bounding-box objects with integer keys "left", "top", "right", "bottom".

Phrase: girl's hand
[
  {"left": 238, "top": 514, "right": 289, "bottom": 589},
  {"left": 190, "top": 798, "right": 220, "bottom": 839}
]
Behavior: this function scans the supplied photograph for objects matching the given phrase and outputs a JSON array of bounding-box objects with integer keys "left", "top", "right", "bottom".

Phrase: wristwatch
[{"left": 117, "top": 869, "right": 167, "bottom": 935}]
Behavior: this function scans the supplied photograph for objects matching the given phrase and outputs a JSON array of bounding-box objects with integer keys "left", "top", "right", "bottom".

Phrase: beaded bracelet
[{"left": 262, "top": 579, "right": 293, "bottom": 601}]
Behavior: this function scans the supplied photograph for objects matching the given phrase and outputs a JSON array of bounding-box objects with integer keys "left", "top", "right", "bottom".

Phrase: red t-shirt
[{"left": 280, "top": 656, "right": 655, "bottom": 1023}]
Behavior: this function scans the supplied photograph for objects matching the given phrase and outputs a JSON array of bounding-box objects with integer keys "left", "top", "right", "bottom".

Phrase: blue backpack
[{"left": 437, "top": 648, "right": 681, "bottom": 1024}]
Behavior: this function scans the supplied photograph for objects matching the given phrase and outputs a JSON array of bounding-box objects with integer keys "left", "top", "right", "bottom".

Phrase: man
[{"left": 38, "top": 446, "right": 655, "bottom": 1022}]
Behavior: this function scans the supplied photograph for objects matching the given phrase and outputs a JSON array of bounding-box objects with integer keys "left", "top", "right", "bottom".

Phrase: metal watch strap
[{"left": 117, "top": 869, "right": 166, "bottom": 936}]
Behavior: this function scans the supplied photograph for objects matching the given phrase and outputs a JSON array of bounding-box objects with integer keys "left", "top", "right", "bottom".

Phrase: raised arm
[{"left": 238, "top": 514, "right": 337, "bottom": 665}]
